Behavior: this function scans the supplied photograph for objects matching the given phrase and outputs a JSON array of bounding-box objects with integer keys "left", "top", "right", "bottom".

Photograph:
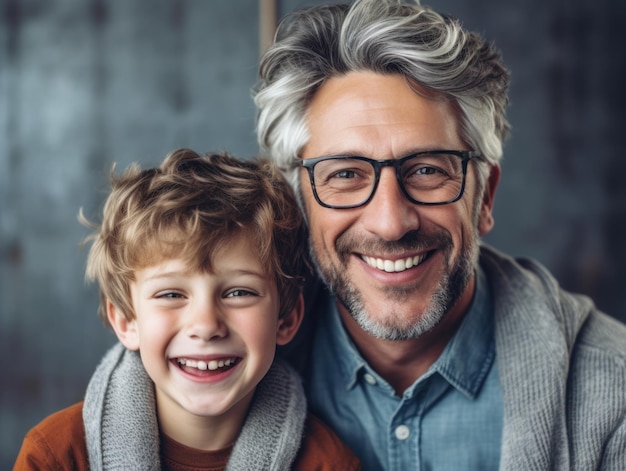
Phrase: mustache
[{"left": 335, "top": 229, "right": 453, "bottom": 259}]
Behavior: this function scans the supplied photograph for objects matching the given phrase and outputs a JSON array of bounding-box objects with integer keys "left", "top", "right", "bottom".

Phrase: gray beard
[{"left": 309, "top": 229, "right": 480, "bottom": 341}]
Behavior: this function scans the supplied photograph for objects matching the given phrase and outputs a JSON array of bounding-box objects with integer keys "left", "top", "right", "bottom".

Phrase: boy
[{"left": 14, "top": 149, "right": 360, "bottom": 470}]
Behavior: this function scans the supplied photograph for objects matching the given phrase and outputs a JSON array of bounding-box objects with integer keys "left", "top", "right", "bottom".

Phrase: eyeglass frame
[{"left": 298, "top": 149, "right": 481, "bottom": 209}]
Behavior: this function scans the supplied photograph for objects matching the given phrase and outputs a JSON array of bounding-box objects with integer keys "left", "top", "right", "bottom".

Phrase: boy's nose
[{"left": 186, "top": 303, "right": 228, "bottom": 341}]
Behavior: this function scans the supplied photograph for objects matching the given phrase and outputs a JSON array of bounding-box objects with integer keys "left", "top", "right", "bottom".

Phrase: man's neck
[{"left": 336, "top": 279, "right": 474, "bottom": 396}]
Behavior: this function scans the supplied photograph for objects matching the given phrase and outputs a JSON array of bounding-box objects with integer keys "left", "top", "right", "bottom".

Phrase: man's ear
[
  {"left": 107, "top": 300, "right": 140, "bottom": 351},
  {"left": 477, "top": 163, "right": 501, "bottom": 236},
  {"left": 276, "top": 293, "right": 304, "bottom": 346}
]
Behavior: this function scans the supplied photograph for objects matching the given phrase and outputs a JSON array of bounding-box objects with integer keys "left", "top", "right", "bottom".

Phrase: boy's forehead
[{"left": 133, "top": 229, "right": 268, "bottom": 275}]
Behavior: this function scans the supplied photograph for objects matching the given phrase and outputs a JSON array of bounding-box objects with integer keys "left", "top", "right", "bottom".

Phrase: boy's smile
[
  {"left": 175, "top": 356, "right": 240, "bottom": 374},
  {"left": 170, "top": 353, "right": 244, "bottom": 387}
]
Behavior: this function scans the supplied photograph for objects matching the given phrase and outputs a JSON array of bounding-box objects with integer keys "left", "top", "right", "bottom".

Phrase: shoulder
[
  {"left": 572, "top": 309, "right": 626, "bottom": 382},
  {"left": 481, "top": 245, "right": 626, "bottom": 364},
  {"left": 578, "top": 309, "right": 626, "bottom": 357},
  {"left": 13, "top": 402, "right": 90, "bottom": 471},
  {"left": 292, "top": 413, "right": 361, "bottom": 471}
]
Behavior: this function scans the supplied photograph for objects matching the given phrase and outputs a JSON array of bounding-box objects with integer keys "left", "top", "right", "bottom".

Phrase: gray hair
[{"left": 254, "top": 0, "right": 511, "bottom": 197}]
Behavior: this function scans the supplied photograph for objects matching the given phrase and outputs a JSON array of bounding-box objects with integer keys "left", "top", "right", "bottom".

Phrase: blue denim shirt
[{"left": 306, "top": 268, "right": 503, "bottom": 471}]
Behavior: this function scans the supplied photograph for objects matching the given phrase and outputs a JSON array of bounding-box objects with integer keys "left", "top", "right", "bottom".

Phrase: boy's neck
[
  {"left": 160, "top": 431, "right": 233, "bottom": 468},
  {"left": 155, "top": 387, "right": 254, "bottom": 451}
]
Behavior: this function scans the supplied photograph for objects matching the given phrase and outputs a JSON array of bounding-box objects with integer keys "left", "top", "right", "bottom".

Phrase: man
[{"left": 254, "top": 0, "right": 626, "bottom": 469}]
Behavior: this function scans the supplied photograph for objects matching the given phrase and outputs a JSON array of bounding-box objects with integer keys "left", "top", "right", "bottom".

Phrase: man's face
[{"left": 300, "top": 71, "right": 498, "bottom": 340}]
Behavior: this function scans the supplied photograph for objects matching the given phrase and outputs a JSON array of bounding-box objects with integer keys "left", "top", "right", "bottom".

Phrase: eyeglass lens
[{"left": 311, "top": 153, "right": 466, "bottom": 207}]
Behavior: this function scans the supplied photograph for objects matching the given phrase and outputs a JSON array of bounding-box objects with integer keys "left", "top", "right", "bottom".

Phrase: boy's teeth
[
  {"left": 361, "top": 253, "right": 427, "bottom": 273},
  {"left": 177, "top": 358, "right": 236, "bottom": 371}
]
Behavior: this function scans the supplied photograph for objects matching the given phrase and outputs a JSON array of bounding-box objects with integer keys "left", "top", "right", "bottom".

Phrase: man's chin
[
  {"left": 360, "top": 312, "right": 446, "bottom": 341},
  {"left": 340, "top": 295, "right": 446, "bottom": 341}
]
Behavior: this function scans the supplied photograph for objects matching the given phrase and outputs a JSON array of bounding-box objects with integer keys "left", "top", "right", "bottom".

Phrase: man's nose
[{"left": 360, "top": 167, "right": 420, "bottom": 241}]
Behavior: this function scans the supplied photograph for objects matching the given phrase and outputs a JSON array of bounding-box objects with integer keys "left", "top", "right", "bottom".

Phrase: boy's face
[{"left": 107, "top": 233, "right": 302, "bottom": 449}]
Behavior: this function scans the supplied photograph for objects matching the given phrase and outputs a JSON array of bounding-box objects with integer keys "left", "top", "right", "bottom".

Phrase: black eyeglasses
[{"left": 299, "top": 150, "right": 480, "bottom": 209}]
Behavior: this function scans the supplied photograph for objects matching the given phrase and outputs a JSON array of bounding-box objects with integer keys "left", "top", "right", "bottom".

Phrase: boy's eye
[
  {"left": 225, "top": 289, "right": 255, "bottom": 298},
  {"left": 156, "top": 291, "right": 184, "bottom": 299}
]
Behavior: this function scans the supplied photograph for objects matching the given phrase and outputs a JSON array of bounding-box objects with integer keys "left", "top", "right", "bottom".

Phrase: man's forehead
[{"left": 303, "top": 72, "right": 462, "bottom": 159}]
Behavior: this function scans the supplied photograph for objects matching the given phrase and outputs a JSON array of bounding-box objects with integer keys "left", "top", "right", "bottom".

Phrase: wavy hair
[
  {"left": 80, "top": 149, "right": 306, "bottom": 327},
  {"left": 255, "top": 0, "right": 510, "bottom": 197}
]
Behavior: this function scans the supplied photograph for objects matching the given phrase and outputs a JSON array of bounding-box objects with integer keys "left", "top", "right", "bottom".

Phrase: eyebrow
[
  {"left": 222, "top": 269, "right": 269, "bottom": 280},
  {"left": 140, "top": 270, "right": 187, "bottom": 283},
  {"left": 141, "top": 268, "right": 269, "bottom": 283}
]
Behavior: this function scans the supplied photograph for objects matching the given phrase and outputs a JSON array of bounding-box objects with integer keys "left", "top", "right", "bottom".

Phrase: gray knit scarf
[{"left": 83, "top": 343, "right": 307, "bottom": 470}]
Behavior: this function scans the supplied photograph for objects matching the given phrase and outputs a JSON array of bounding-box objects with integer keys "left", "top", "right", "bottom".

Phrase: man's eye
[
  {"left": 414, "top": 166, "right": 442, "bottom": 175},
  {"left": 331, "top": 169, "right": 358, "bottom": 179}
]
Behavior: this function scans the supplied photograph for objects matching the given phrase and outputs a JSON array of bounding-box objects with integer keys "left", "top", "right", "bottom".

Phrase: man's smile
[{"left": 360, "top": 252, "right": 431, "bottom": 273}]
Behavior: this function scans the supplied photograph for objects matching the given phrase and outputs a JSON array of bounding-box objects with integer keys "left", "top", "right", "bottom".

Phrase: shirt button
[
  {"left": 394, "top": 425, "right": 410, "bottom": 440},
  {"left": 363, "top": 373, "right": 377, "bottom": 385}
]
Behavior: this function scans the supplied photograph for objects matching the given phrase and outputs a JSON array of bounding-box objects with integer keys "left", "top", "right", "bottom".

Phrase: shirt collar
[
  {"left": 429, "top": 266, "right": 495, "bottom": 399},
  {"left": 321, "top": 293, "right": 368, "bottom": 390},
  {"left": 319, "top": 266, "right": 495, "bottom": 398}
]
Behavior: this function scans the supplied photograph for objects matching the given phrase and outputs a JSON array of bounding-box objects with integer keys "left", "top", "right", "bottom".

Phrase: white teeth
[
  {"left": 362, "top": 253, "right": 427, "bottom": 273},
  {"left": 177, "top": 358, "right": 236, "bottom": 371}
]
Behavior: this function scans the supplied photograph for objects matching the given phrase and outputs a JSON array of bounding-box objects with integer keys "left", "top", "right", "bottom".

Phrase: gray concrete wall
[{"left": 2, "top": 0, "right": 625, "bottom": 467}]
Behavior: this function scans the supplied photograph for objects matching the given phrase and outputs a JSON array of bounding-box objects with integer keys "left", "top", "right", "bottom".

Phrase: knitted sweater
[
  {"left": 14, "top": 374, "right": 361, "bottom": 471},
  {"left": 480, "top": 246, "right": 626, "bottom": 469},
  {"left": 82, "top": 344, "right": 307, "bottom": 470}
]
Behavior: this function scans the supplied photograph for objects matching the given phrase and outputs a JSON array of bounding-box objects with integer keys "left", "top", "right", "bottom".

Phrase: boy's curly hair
[{"left": 81, "top": 149, "right": 306, "bottom": 327}]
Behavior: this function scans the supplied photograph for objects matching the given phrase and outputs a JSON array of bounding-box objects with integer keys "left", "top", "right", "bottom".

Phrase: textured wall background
[{"left": 1, "top": 0, "right": 625, "bottom": 467}]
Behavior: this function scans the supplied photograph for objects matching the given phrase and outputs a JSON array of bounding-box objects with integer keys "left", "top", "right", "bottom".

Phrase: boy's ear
[
  {"left": 276, "top": 293, "right": 304, "bottom": 346},
  {"left": 107, "top": 300, "right": 140, "bottom": 351}
]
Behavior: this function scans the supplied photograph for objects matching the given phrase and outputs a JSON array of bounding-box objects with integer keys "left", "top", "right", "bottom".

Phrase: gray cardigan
[{"left": 480, "top": 245, "right": 626, "bottom": 469}]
